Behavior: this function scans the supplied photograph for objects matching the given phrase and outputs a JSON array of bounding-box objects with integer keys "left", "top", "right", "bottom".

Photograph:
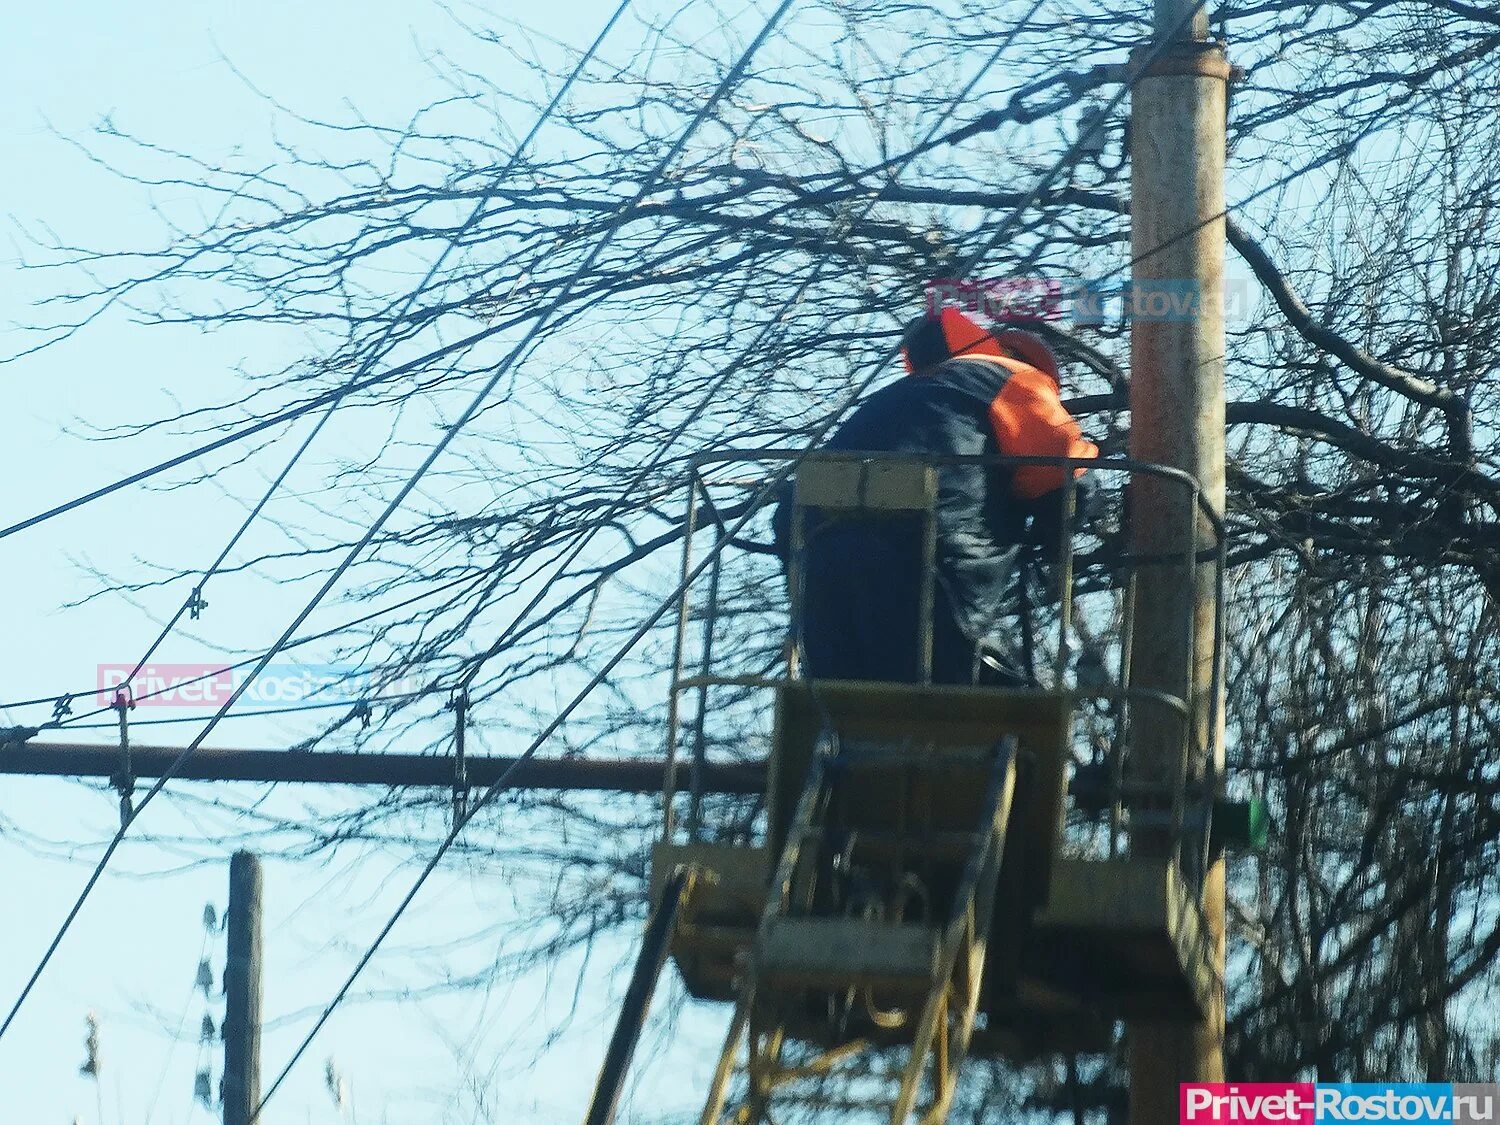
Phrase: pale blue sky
[
  {"left": 0, "top": 0, "right": 1393, "bottom": 1119},
  {"left": 0, "top": 3, "right": 733, "bottom": 1122}
]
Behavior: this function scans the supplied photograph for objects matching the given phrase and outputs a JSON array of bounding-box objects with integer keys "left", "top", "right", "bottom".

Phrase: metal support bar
[
  {"left": 1054, "top": 474, "right": 1079, "bottom": 686},
  {"left": 890, "top": 738, "right": 1017, "bottom": 1123},
  {"left": 687, "top": 476, "right": 725, "bottom": 841},
  {"left": 450, "top": 691, "right": 470, "bottom": 828},
  {"left": 918, "top": 491, "right": 938, "bottom": 685},
  {"left": 686, "top": 449, "right": 1223, "bottom": 541},
  {"left": 0, "top": 742, "right": 764, "bottom": 794},
  {"left": 699, "top": 975, "right": 754, "bottom": 1125},
  {"left": 584, "top": 865, "right": 696, "bottom": 1125},
  {"left": 1017, "top": 558, "right": 1037, "bottom": 682},
  {"left": 700, "top": 740, "right": 834, "bottom": 1125},
  {"left": 661, "top": 468, "right": 701, "bottom": 841},
  {"left": 766, "top": 744, "right": 833, "bottom": 914}
]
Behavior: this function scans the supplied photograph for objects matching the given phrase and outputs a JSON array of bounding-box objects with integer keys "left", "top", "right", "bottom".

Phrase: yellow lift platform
[{"left": 617, "top": 452, "right": 1229, "bottom": 1125}]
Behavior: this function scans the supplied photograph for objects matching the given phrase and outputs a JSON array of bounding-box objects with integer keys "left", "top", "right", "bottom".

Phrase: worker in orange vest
[{"left": 775, "top": 306, "right": 1099, "bottom": 684}]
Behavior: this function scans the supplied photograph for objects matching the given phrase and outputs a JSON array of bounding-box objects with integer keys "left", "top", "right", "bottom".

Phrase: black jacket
[{"left": 774, "top": 358, "right": 1092, "bottom": 645}]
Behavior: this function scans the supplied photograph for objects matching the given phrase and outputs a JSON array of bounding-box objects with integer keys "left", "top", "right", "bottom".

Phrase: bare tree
[{"left": 11, "top": 0, "right": 1500, "bottom": 1114}]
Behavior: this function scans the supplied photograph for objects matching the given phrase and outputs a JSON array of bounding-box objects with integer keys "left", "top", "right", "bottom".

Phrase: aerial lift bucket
[{"left": 634, "top": 452, "right": 1230, "bottom": 1121}]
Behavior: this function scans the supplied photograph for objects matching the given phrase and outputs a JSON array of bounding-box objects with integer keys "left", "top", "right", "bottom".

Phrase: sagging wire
[
  {"left": 0, "top": 0, "right": 642, "bottom": 1044},
  {"left": 250, "top": 8, "right": 1207, "bottom": 1114}
]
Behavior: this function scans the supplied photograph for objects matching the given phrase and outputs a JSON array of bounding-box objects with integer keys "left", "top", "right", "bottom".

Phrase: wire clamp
[
  {"left": 51, "top": 693, "right": 74, "bottom": 723},
  {"left": 186, "top": 586, "right": 209, "bottom": 621},
  {"left": 111, "top": 687, "right": 137, "bottom": 826},
  {"left": 448, "top": 691, "right": 470, "bottom": 830}
]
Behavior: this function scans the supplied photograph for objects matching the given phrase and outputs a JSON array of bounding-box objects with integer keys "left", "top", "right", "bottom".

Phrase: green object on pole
[{"left": 1212, "top": 797, "right": 1269, "bottom": 852}]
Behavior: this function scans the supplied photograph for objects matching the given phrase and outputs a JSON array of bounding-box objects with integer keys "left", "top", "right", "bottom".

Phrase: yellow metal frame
[
  {"left": 698, "top": 739, "right": 1019, "bottom": 1125},
  {"left": 644, "top": 450, "right": 1228, "bottom": 1121}
]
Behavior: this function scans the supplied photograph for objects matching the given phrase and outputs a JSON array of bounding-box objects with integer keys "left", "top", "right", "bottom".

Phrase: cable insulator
[
  {"left": 449, "top": 691, "right": 470, "bottom": 831},
  {"left": 111, "top": 689, "right": 136, "bottom": 827}
]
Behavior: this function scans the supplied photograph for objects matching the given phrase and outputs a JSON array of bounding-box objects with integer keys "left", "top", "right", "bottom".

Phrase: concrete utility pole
[
  {"left": 1127, "top": 0, "right": 1229, "bottom": 1116},
  {"left": 223, "top": 851, "right": 264, "bottom": 1125}
]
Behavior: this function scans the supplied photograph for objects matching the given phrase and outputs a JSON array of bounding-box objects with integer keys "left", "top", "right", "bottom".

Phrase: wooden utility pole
[
  {"left": 223, "top": 851, "right": 264, "bottom": 1125},
  {"left": 1127, "top": 0, "right": 1230, "bottom": 1117}
]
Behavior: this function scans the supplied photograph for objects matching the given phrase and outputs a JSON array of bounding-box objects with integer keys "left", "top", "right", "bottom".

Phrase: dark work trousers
[{"left": 796, "top": 520, "right": 979, "bottom": 685}]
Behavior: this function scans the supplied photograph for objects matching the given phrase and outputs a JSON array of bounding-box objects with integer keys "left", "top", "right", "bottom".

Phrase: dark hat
[{"left": 900, "top": 307, "right": 1003, "bottom": 374}]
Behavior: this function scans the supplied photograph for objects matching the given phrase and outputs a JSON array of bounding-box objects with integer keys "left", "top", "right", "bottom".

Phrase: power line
[
  {"left": 4, "top": 72, "right": 1334, "bottom": 728},
  {"left": 447, "top": 4, "right": 1046, "bottom": 698},
  {"left": 254, "top": 6, "right": 1177, "bottom": 1114},
  {"left": 1, "top": 362, "right": 404, "bottom": 543},
  {"left": 0, "top": 0, "right": 638, "bottom": 1043},
  {"left": 0, "top": 8, "right": 1064, "bottom": 723},
  {"left": 9, "top": 0, "right": 1203, "bottom": 1101},
  {"left": 0, "top": 4, "right": 635, "bottom": 548},
  {"left": 34, "top": 690, "right": 429, "bottom": 730},
  {"left": 0, "top": 0, "right": 792, "bottom": 1049},
  {"left": 1, "top": 0, "right": 645, "bottom": 722},
  {"left": 82, "top": 0, "right": 641, "bottom": 719},
  {"left": 140, "top": 925, "right": 214, "bottom": 1125},
  {"left": 6, "top": 569, "right": 491, "bottom": 726},
  {"left": 5, "top": 0, "right": 1039, "bottom": 770}
]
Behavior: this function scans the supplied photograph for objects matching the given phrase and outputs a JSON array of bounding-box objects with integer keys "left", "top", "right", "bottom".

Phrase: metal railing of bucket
[{"left": 657, "top": 450, "right": 1226, "bottom": 887}]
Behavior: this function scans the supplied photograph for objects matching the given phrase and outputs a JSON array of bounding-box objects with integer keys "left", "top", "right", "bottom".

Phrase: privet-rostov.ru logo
[
  {"left": 95, "top": 663, "right": 402, "bottom": 708},
  {"left": 924, "top": 275, "right": 1254, "bottom": 325},
  {"left": 1182, "top": 1083, "right": 1500, "bottom": 1124}
]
